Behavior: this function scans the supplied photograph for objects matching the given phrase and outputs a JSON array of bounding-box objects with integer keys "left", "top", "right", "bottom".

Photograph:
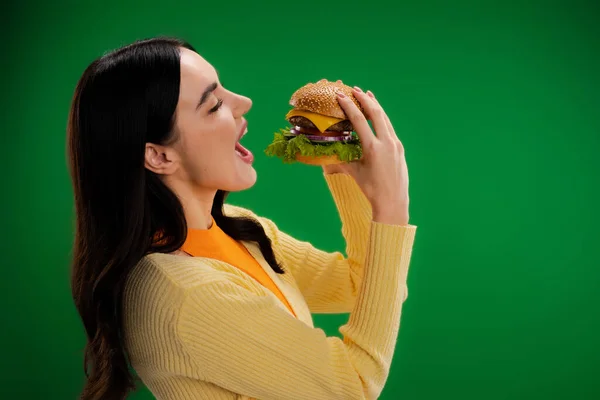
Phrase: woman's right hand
[{"left": 335, "top": 87, "right": 411, "bottom": 226}]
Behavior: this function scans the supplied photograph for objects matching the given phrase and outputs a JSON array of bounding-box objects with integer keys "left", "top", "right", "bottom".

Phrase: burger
[{"left": 264, "top": 80, "right": 364, "bottom": 165}]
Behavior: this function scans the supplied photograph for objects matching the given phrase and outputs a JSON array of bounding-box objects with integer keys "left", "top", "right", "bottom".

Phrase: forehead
[{"left": 178, "top": 47, "right": 218, "bottom": 101}]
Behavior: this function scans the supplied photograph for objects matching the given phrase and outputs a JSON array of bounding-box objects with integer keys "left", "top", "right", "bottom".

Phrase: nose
[{"left": 231, "top": 92, "right": 252, "bottom": 117}]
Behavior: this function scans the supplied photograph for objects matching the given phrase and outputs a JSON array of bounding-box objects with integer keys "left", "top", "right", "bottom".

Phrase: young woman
[{"left": 67, "top": 36, "right": 417, "bottom": 400}]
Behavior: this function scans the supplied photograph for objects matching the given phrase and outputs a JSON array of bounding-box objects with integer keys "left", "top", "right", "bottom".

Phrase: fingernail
[
  {"left": 367, "top": 90, "right": 375, "bottom": 98},
  {"left": 336, "top": 91, "right": 346, "bottom": 98},
  {"left": 353, "top": 86, "right": 363, "bottom": 93}
]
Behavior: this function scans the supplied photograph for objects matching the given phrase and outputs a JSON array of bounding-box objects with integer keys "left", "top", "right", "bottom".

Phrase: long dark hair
[{"left": 67, "top": 37, "right": 284, "bottom": 400}]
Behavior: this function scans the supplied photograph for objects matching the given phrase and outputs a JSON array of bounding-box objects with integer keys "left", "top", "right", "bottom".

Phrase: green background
[{"left": 2, "top": 0, "right": 599, "bottom": 399}]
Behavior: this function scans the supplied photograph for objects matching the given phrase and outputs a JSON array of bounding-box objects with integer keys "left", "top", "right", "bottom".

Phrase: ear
[{"left": 144, "top": 143, "right": 179, "bottom": 175}]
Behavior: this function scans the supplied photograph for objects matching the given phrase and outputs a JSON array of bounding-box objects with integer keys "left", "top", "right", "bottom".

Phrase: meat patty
[{"left": 288, "top": 116, "right": 354, "bottom": 132}]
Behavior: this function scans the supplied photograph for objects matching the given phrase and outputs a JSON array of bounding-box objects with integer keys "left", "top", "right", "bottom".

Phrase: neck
[{"left": 165, "top": 178, "right": 216, "bottom": 230}]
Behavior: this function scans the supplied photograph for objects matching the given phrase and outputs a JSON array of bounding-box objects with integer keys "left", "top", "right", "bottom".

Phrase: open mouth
[{"left": 235, "top": 121, "right": 254, "bottom": 164}]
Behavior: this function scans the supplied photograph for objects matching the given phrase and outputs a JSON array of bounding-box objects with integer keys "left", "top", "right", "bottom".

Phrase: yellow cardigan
[
  {"left": 123, "top": 173, "right": 418, "bottom": 399},
  {"left": 178, "top": 216, "right": 298, "bottom": 318}
]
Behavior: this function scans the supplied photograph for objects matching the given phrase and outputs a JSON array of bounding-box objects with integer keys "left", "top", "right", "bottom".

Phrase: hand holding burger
[
  {"left": 266, "top": 79, "right": 411, "bottom": 225},
  {"left": 335, "top": 85, "right": 410, "bottom": 225}
]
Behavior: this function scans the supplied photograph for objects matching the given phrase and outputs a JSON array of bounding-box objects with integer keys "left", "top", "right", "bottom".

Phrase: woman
[{"left": 67, "top": 36, "right": 417, "bottom": 400}]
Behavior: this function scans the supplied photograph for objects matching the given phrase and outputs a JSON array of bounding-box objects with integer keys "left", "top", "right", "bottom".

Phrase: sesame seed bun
[{"left": 289, "top": 80, "right": 364, "bottom": 119}]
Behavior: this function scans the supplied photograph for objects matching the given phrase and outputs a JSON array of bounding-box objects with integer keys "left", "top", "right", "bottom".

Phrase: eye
[{"left": 209, "top": 98, "right": 223, "bottom": 114}]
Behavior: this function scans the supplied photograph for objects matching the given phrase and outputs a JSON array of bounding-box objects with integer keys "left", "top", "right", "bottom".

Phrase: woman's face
[{"left": 147, "top": 47, "right": 255, "bottom": 193}]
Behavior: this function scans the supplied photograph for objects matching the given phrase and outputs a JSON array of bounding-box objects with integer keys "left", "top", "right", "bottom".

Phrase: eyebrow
[{"left": 196, "top": 82, "right": 218, "bottom": 110}]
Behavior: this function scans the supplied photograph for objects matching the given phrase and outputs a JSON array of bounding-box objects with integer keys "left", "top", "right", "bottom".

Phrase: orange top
[{"left": 180, "top": 217, "right": 297, "bottom": 317}]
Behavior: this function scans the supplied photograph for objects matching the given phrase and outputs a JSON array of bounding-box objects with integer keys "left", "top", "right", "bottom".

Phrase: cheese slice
[{"left": 285, "top": 109, "right": 344, "bottom": 133}]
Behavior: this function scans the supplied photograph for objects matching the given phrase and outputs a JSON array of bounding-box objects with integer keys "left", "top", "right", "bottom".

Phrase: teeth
[{"left": 238, "top": 126, "right": 248, "bottom": 142}]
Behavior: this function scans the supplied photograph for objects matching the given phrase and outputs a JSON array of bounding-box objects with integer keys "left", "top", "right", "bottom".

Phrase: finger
[
  {"left": 366, "top": 91, "right": 392, "bottom": 131},
  {"left": 352, "top": 87, "right": 391, "bottom": 141},
  {"left": 366, "top": 90, "right": 398, "bottom": 141},
  {"left": 336, "top": 79, "right": 343, "bottom": 84},
  {"left": 336, "top": 91, "right": 376, "bottom": 149}
]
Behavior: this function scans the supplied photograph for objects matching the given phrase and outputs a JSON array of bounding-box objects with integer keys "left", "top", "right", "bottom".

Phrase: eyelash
[{"left": 209, "top": 98, "right": 223, "bottom": 114}]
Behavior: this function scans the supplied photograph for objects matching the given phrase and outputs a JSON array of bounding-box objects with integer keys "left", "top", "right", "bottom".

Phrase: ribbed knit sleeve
[
  {"left": 176, "top": 221, "right": 417, "bottom": 400},
  {"left": 230, "top": 172, "right": 415, "bottom": 314}
]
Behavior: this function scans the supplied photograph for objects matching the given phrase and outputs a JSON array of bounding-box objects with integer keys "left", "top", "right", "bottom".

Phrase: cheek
[
  {"left": 200, "top": 119, "right": 237, "bottom": 159},
  {"left": 180, "top": 118, "right": 238, "bottom": 184}
]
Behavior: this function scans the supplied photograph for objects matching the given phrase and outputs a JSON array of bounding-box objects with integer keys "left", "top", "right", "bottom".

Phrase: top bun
[{"left": 289, "top": 80, "right": 364, "bottom": 120}]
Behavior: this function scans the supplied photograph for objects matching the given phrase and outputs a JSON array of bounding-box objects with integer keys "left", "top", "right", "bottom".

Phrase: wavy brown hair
[{"left": 67, "top": 36, "right": 284, "bottom": 400}]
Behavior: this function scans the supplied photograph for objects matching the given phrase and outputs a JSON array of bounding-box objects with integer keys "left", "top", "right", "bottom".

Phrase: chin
[{"left": 225, "top": 164, "right": 257, "bottom": 192}]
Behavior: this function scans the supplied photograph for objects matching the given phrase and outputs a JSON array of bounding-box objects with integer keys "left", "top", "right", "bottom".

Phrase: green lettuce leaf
[{"left": 264, "top": 127, "right": 363, "bottom": 163}]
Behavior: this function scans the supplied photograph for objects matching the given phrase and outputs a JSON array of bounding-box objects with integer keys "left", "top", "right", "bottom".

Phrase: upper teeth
[{"left": 239, "top": 127, "right": 247, "bottom": 141}]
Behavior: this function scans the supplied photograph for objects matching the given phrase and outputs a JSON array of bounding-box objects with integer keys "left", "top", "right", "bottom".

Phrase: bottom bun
[{"left": 295, "top": 154, "right": 344, "bottom": 166}]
